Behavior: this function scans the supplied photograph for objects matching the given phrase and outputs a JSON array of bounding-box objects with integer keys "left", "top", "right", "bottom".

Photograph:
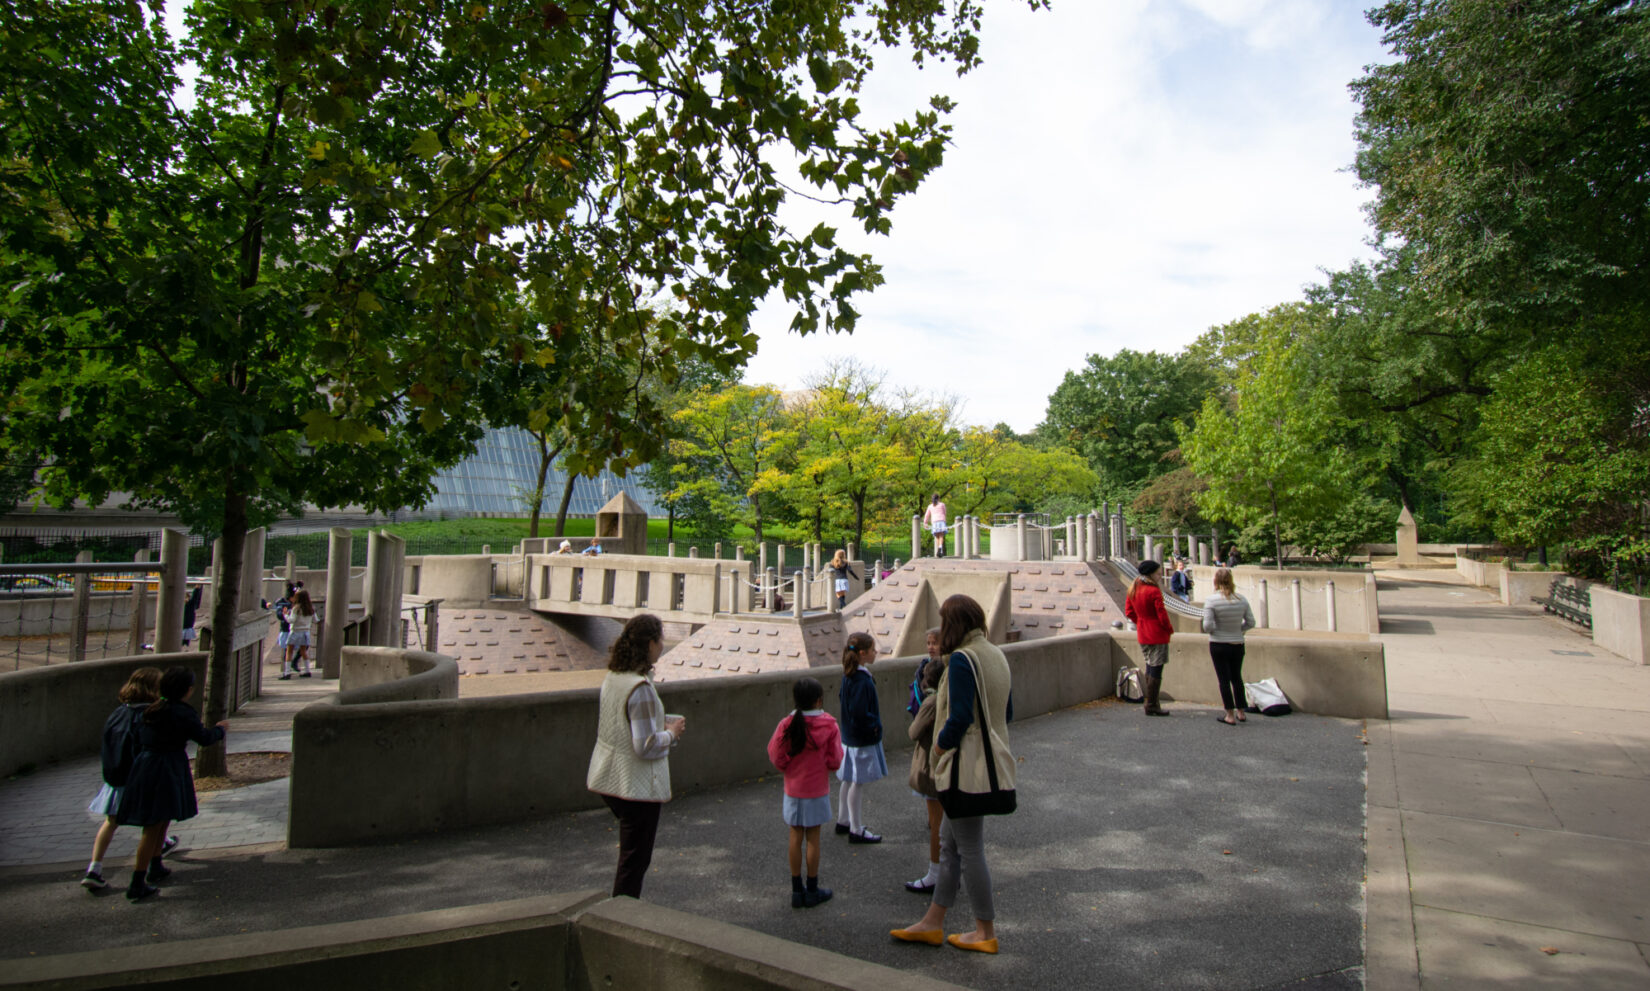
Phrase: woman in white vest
[
  {"left": 891, "top": 594, "right": 1014, "bottom": 955},
  {"left": 586, "top": 614, "right": 685, "bottom": 898}
]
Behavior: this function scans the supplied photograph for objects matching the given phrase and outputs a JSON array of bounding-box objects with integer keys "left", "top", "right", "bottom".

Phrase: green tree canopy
[
  {"left": 1354, "top": 0, "right": 1650, "bottom": 332},
  {"left": 1181, "top": 305, "right": 1370, "bottom": 564},
  {"left": 0, "top": 0, "right": 1029, "bottom": 770},
  {"left": 1041, "top": 348, "right": 1215, "bottom": 500}
]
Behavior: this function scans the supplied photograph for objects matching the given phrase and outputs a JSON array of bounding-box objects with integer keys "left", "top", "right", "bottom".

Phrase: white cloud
[{"left": 742, "top": 0, "right": 1387, "bottom": 432}]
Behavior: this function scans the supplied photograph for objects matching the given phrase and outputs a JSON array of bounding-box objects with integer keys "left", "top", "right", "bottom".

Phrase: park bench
[{"left": 1532, "top": 579, "right": 1591, "bottom": 629}]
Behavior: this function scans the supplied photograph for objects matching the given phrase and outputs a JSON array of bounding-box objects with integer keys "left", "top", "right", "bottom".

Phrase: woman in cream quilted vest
[
  {"left": 892, "top": 594, "right": 1014, "bottom": 955},
  {"left": 587, "top": 614, "right": 685, "bottom": 898}
]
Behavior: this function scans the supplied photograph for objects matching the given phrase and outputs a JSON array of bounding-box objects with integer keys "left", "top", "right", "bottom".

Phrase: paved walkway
[
  {"left": 0, "top": 676, "right": 331, "bottom": 868},
  {"left": 0, "top": 697, "right": 1365, "bottom": 989},
  {"left": 1366, "top": 572, "right": 1650, "bottom": 988}
]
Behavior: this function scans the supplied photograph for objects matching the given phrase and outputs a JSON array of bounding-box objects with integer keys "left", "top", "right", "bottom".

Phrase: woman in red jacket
[{"left": 1125, "top": 560, "right": 1174, "bottom": 716}]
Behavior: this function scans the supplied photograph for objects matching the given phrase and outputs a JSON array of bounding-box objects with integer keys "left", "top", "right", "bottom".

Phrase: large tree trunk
[
  {"left": 553, "top": 473, "right": 577, "bottom": 536},
  {"left": 667, "top": 503, "right": 675, "bottom": 542},
  {"left": 852, "top": 492, "right": 866, "bottom": 550},
  {"left": 196, "top": 483, "right": 245, "bottom": 779}
]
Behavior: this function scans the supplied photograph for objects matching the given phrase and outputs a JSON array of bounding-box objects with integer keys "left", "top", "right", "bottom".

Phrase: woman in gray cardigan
[{"left": 1202, "top": 567, "right": 1256, "bottom": 725}]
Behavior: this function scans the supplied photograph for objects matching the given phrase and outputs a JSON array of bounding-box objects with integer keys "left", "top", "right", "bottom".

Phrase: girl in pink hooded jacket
[{"left": 767, "top": 676, "right": 843, "bottom": 909}]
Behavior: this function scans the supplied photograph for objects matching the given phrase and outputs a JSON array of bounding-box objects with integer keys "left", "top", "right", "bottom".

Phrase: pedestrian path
[
  {"left": 0, "top": 675, "right": 329, "bottom": 869},
  {"left": 1365, "top": 572, "right": 1650, "bottom": 989}
]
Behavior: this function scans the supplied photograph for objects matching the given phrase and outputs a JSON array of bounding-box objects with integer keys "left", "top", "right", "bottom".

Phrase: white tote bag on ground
[{"left": 1244, "top": 677, "right": 1292, "bottom": 716}]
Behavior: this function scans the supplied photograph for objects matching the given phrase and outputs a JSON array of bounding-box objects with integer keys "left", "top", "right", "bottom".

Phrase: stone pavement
[
  {"left": 1365, "top": 573, "right": 1650, "bottom": 989},
  {"left": 0, "top": 699, "right": 1366, "bottom": 990},
  {"left": 0, "top": 729, "right": 292, "bottom": 869},
  {"left": 0, "top": 673, "right": 330, "bottom": 869}
]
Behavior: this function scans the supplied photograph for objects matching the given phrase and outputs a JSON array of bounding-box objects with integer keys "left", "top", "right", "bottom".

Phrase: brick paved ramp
[
  {"left": 0, "top": 701, "right": 1366, "bottom": 990},
  {"left": 845, "top": 560, "right": 1124, "bottom": 655}
]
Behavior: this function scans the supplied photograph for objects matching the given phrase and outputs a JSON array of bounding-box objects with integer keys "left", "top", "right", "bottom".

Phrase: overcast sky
[{"left": 742, "top": 0, "right": 1391, "bottom": 433}]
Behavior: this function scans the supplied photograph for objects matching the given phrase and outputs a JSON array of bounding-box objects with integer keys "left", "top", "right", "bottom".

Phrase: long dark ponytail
[
  {"left": 146, "top": 666, "right": 195, "bottom": 719},
  {"left": 785, "top": 677, "right": 824, "bottom": 756}
]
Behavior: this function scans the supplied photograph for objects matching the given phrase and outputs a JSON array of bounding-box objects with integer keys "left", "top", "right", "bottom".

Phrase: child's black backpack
[{"left": 101, "top": 704, "right": 144, "bottom": 787}]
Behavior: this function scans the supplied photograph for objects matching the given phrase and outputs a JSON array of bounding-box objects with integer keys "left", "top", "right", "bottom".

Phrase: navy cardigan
[{"left": 838, "top": 668, "right": 883, "bottom": 747}]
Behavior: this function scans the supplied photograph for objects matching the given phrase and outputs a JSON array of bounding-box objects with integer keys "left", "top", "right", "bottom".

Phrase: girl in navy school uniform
[
  {"left": 116, "top": 666, "right": 228, "bottom": 901},
  {"left": 80, "top": 666, "right": 177, "bottom": 891},
  {"left": 834, "top": 632, "right": 887, "bottom": 843},
  {"left": 767, "top": 676, "right": 843, "bottom": 908}
]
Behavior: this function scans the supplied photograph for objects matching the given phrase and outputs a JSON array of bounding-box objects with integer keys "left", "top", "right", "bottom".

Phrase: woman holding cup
[{"left": 587, "top": 614, "right": 684, "bottom": 898}]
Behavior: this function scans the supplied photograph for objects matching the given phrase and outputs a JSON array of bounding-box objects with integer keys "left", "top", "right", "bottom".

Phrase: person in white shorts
[{"left": 921, "top": 494, "right": 948, "bottom": 558}]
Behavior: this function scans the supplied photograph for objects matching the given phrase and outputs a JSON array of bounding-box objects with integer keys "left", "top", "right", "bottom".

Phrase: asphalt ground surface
[{"left": 0, "top": 697, "right": 1365, "bottom": 990}]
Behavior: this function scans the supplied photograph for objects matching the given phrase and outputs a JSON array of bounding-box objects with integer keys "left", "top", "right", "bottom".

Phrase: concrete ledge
[
  {"left": 288, "top": 659, "right": 921, "bottom": 847},
  {"left": 0, "top": 891, "right": 603, "bottom": 991},
  {"left": 0, "top": 652, "right": 208, "bottom": 778},
  {"left": 286, "top": 628, "right": 1381, "bottom": 846},
  {"left": 0, "top": 893, "right": 967, "bottom": 991},
  {"left": 336, "top": 646, "right": 458, "bottom": 703},
  {"left": 1113, "top": 633, "right": 1388, "bottom": 719},
  {"left": 572, "top": 896, "right": 963, "bottom": 991},
  {"left": 1590, "top": 585, "right": 1650, "bottom": 665},
  {"left": 1499, "top": 569, "right": 1571, "bottom": 608},
  {"left": 1001, "top": 632, "right": 1115, "bottom": 719}
]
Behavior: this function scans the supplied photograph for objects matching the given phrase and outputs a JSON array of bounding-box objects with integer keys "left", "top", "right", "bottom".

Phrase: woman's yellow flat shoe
[
  {"left": 890, "top": 927, "right": 945, "bottom": 945},
  {"left": 947, "top": 934, "right": 999, "bottom": 954}
]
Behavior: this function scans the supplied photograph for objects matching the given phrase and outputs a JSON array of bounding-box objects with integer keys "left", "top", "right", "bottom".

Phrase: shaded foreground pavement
[{"left": 0, "top": 699, "right": 1365, "bottom": 990}]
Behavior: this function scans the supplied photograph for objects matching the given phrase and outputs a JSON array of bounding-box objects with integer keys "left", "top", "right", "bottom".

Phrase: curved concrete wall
[
  {"left": 288, "top": 630, "right": 1384, "bottom": 847},
  {"left": 337, "top": 647, "right": 459, "bottom": 704},
  {"left": 0, "top": 652, "right": 208, "bottom": 778},
  {"left": 1113, "top": 634, "right": 1388, "bottom": 720}
]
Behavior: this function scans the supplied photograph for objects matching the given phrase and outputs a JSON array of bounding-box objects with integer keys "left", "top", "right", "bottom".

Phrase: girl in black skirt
[{"left": 116, "top": 666, "right": 228, "bottom": 901}]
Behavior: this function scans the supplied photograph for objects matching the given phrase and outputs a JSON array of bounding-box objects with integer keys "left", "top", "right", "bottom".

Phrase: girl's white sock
[
  {"left": 923, "top": 860, "right": 940, "bottom": 884},
  {"left": 845, "top": 782, "right": 864, "bottom": 833},
  {"left": 88, "top": 860, "right": 101, "bottom": 874}
]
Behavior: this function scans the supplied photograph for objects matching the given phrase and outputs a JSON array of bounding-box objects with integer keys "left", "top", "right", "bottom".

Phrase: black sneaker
[
  {"left": 126, "top": 881, "right": 159, "bottom": 902},
  {"left": 803, "top": 886, "right": 834, "bottom": 908},
  {"left": 834, "top": 823, "right": 850, "bottom": 835},
  {"left": 80, "top": 871, "right": 108, "bottom": 890},
  {"left": 161, "top": 835, "right": 179, "bottom": 855},
  {"left": 791, "top": 889, "right": 805, "bottom": 909},
  {"left": 848, "top": 829, "right": 882, "bottom": 844},
  {"left": 299, "top": 671, "right": 312, "bottom": 678},
  {"left": 146, "top": 861, "right": 172, "bottom": 882}
]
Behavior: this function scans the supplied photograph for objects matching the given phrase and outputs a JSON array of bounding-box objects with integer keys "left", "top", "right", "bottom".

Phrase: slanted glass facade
[{"left": 427, "top": 427, "right": 662, "bottom": 517}]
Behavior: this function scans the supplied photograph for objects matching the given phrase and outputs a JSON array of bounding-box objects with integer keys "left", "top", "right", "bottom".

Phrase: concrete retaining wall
[
  {"left": 1499, "top": 569, "right": 1573, "bottom": 607},
  {"left": 1455, "top": 554, "right": 1504, "bottom": 588},
  {"left": 1590, "top": 586, "right": 1650, "bottom": 665},
  {"left": 1188, "top": 567, "right": 1379, "bottom": 634},
  {"left": 337, "top": 646, "right": 459, "bottom": 703},
  {"left": 1113, "top": 634, "right": 1388, "bottom": 720},
  {"left": 405, "top": 554, "right": 496, "bottom": 607},
  {"left": 0, "top": 652, "right": 208, "bottom": 778},
  {"left": 288, "top": 628, "right": 1382, "bottom": 847},
  {"left": 0, "top": 893, "right": 963, "bottom": 991}
]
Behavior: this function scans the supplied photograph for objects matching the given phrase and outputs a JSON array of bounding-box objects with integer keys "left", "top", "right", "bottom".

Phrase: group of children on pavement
[
  {"left": 82, "top": 664, "right": 229, "bottom": 901},
  {"left": 765, "top": 626, "right": 955, "bottom": 908}
]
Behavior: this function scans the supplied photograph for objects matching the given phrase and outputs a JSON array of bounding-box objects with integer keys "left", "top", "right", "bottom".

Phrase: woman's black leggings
[
  {"left": 602, "top": 795, "right": 663, "bottom": 898},
  {"left": 1209, "top": 641, "right": 1247, "bottom": 711}
]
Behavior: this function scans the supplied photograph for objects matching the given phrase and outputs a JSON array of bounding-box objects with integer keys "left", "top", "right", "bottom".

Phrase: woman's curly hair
[{"left": 607, "top": 614, "right": 664, "bottom": 674}]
